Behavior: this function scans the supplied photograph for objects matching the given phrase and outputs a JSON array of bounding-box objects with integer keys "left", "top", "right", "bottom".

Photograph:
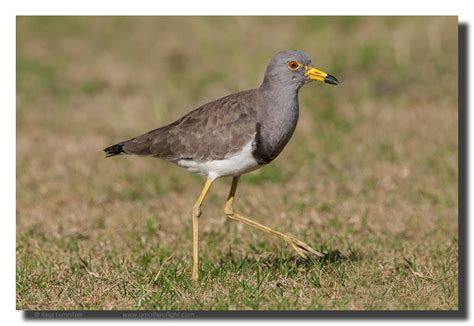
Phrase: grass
[{"left": 16, "top": 16, "right": 458, "bottom": 310}]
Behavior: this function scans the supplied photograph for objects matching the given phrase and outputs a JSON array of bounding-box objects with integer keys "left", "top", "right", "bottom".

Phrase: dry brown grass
[{"left": 17, "top": 16, "right": 458, "bottom": 310}]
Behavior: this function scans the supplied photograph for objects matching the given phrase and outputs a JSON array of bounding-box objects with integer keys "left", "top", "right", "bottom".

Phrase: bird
[{"left": 104, "top": 50, "right": 339, "bottom": 281}]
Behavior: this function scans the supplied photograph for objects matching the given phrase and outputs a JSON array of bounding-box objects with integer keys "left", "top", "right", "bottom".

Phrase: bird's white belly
[{"left": 177, "top": 140, "right": 260, "bottom": 180}]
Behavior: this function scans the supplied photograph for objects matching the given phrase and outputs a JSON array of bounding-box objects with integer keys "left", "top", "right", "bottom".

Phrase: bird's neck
[
  {"left": 257, "top": 79, "right": 300, "bottom": 114},
  {"left": 259, "top": 75, "right": 302, "bottom": 95},
  {"left": 253, "top": 81, "right": 300, "bottom": 164}
]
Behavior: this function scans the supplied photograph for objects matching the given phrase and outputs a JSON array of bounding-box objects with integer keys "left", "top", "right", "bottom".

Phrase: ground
[{"left": 16, "top": 16, "right": 458, "bottom": 310}]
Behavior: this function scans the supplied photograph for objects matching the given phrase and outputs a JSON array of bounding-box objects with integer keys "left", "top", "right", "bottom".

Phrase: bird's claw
[{"left": 285, "top": 235, "right": 325, "bottom": 258}]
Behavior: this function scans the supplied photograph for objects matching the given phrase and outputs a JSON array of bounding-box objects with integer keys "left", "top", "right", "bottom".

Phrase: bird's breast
[{"left": 251, "top": 103, "right": 299, "bottom": 165}]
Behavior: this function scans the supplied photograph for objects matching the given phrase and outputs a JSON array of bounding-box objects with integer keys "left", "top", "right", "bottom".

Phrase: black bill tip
[{"left": 324, "top": 74, "right": 339, "bottom": 85}]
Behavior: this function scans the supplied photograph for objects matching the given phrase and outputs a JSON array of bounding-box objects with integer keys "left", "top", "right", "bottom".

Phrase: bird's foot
[{"left": 284, "top": 235, "right": 325, "bottom": 258}]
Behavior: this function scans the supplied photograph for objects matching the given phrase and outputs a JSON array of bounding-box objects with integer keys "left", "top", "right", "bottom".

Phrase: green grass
[
  {"left": 16, "top": 229, "right": 458, "bottom": 310},
  {"left": 16, "top": 16, "right": 458, "bottom": 310}
]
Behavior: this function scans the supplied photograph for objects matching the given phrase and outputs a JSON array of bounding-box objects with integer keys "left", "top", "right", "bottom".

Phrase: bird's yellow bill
[{"left": 305, "top": 67, "right": 339, "bottom": 85}]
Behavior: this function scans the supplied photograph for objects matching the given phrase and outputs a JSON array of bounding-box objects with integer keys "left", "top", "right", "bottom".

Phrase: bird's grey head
[{"left": 262, "top": 50, "right": 339, "bottom": 90}]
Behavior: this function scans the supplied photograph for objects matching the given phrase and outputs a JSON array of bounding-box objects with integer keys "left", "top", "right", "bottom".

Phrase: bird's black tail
[{"left": 104, "top": 143, "right": 125, "bottom": 157}]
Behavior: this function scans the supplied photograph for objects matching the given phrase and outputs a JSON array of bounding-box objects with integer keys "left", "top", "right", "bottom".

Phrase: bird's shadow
[{"left": 218, "top": 247, "right": 362, "bottom": 270}]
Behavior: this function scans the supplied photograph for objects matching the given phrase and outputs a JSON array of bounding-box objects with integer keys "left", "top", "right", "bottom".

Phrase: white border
[
  {"left": 5, "top": 0, "right": 472, "bottom": 15},
  {"left": 2, "top": 0, "right": 472, "bottom": 325}
]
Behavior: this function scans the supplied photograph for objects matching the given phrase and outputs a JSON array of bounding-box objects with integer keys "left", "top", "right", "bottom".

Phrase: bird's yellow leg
[
  {"left": 191, "top": 177, "right": 214, "bottom": 281},
  {"left": 224, "top": 176, "right": 324, "bottom": 258}
]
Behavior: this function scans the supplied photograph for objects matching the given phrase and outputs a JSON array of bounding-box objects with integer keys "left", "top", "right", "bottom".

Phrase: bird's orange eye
[{"left": 288, "top": 61, "right": 300, "bottom": 70}]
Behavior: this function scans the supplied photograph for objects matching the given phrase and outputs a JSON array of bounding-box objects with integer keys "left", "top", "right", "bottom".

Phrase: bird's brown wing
[{"left": 120, "top": 89, "right": 258, "bottom": 162}]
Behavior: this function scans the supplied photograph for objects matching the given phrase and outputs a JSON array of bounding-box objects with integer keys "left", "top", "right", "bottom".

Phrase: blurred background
[{"left": 17, "top": 17, "right": 458, "bottom": 310}]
